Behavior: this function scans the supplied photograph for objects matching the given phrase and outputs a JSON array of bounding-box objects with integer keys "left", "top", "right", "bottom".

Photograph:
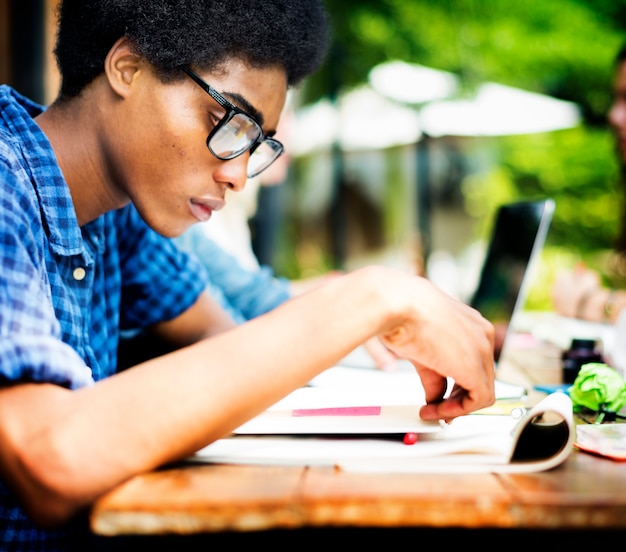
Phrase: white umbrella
[
  {"left": 290, "top": 85, "right": 422, "bottom": 155},
  {"left": 368, "top": 60, "right": 460, "bottom": 105},
  {"left": 419, "top": 82, "right": 581, "bottom": 137}
]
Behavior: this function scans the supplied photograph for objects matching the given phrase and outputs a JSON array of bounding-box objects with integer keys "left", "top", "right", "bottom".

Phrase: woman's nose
[{"left": 216, "top": 154, "right": 249, "bottom": 192}]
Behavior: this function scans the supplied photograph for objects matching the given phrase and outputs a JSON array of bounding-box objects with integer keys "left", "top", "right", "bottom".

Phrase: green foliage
[
  {"left": 290, "top": 0, "right": 626, "bottom": 302},
  {"left": 464, "top": 127, "right": 621, "bottom": 247},
  {"left": 314, "top": 0, "right": 626, "bottom": 123},
  {"left": 459, "top": 126, "right": 622, "bottom": 310}
]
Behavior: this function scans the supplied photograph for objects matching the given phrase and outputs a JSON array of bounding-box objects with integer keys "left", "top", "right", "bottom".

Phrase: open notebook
[{"left": 193, "top": 386, "right": 574, "bottom": 473}]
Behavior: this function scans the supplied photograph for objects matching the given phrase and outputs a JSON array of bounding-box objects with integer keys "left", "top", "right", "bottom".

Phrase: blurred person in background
[{"left": 552, "top": 42, "right": 626, "bottom": 324}]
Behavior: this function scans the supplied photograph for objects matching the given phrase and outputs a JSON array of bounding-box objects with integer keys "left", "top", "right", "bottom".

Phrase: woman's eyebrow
[{"left": 224, "top": 91, "right": 265, "bottom": 126}]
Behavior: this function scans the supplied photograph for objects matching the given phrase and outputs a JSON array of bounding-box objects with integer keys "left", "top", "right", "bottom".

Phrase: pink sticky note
[{"left": 292, "top": 406, "right": 381, "bottom": 417}]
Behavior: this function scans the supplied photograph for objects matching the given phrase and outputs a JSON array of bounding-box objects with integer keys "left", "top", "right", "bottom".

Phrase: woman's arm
[
  {"left": 0, "top": 265, "right": 495, "bottom": 528},
  {"left": 552, "top": 264, "right": 626, "bottom": 323}
]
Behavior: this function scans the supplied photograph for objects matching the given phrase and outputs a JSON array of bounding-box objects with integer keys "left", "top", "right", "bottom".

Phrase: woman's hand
[
  {"left": 551, "top": 263, "right": 601, "bottom": 319},
  {"left": 369, "top": 270, "right": 496, "bottom": 421}
]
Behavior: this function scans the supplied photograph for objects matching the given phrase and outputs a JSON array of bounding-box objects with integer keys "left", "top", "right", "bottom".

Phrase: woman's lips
[{"left": 189, "top": 198, "right": 225, "bottom": 222}]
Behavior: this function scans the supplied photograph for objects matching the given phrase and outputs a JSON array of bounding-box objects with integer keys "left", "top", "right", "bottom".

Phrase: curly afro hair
[{"left": 53, "top": 0, "right": 330, "bottom": 99}]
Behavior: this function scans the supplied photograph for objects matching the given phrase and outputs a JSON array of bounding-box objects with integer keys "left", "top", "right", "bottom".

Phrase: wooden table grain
[
  {"left": 90, "top": 337, "right": 626, "bottom": 539},
  {"left": 90, "top": 449, "right": 626, "bottom": 537}
]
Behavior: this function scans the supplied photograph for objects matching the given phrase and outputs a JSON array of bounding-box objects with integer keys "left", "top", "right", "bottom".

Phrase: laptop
[
  {"left": 469, "top": 198, "right": 555, "bottom": 364},
  {"left": 470, "top": 198, "right": 555, "bottom": 398}
]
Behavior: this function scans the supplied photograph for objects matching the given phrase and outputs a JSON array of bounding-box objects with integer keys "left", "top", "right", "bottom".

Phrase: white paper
[{"left": 193, "top": 392, "right": 574, "bottom": 473}]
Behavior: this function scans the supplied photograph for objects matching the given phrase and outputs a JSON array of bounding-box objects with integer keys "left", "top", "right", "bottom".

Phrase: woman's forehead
[{"left": 203, "top": 62, "right": 288, "bottom": 129}]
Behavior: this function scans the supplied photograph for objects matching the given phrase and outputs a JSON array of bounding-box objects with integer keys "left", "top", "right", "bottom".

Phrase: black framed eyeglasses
[{"left": 182, "top": 67, "right": 284, "bottom": 178}]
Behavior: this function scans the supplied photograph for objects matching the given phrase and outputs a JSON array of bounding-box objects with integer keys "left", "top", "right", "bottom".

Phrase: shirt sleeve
[
  {"left": 0, "top": 153, "right": 94, "bottom": 389},
  {"left": 116, "top": 205, "right": 209, "bottom": 330},
  {"left": 175, "top": 225, "right": 291, "bottom": 323}
]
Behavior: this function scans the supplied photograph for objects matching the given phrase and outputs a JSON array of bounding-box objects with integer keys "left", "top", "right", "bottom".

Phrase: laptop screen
[{"left": 469, "top": 199, "right": 555, "bottom": 361}]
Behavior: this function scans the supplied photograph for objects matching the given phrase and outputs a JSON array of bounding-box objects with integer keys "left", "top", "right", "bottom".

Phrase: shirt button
[{"left": 73, "top": 267, "right": 86, "bottom": 281}]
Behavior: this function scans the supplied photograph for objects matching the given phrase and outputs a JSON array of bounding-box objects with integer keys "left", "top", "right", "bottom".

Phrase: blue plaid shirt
[
  {"left": 175, "top": 226, "right": 291, "bottom": 324},
  {"left": 0, "top": 85, "right": 208, "bottom": 551}
]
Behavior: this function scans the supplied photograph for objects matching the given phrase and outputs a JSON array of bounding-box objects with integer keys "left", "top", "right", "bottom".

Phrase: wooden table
[{"left": 90, "top": 336, "right": 626, "bottom": 545}]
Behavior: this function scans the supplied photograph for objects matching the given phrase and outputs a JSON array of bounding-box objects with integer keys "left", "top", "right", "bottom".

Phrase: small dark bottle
[{"left": 561, "top": 338, "right": 604, "bottom": 384}]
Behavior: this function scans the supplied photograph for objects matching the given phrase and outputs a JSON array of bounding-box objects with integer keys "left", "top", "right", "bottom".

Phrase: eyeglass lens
[
  {"left": 247, "top": 139, "right": 284, "bottom": 178},
  {"left": 184, "top": 66, "right": 284, "bottom": 178},
  {"left": 209, "top": 120, "right": 283, "bottom": 178},
  {"left": 209, "top": 112, "right": 260, "bottom": 159}
]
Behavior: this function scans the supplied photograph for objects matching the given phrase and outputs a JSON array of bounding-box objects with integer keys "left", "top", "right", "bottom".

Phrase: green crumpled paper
[{"left": 569, "top": 363, "right": 626, "bottom": 414}]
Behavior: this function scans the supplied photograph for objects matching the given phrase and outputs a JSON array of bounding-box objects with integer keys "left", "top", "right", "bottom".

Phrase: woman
[{"left": 0, "top": 1, "right": 495, "bottom": 549}]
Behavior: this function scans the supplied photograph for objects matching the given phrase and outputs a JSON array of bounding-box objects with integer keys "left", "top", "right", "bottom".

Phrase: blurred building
[{"left": 1, "top": 0, "right": 59, "bottom": 104}]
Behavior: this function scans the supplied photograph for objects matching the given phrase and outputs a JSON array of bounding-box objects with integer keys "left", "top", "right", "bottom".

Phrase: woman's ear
[{"left": 104, "top": 37, "right": 142, "bottom": 98}]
